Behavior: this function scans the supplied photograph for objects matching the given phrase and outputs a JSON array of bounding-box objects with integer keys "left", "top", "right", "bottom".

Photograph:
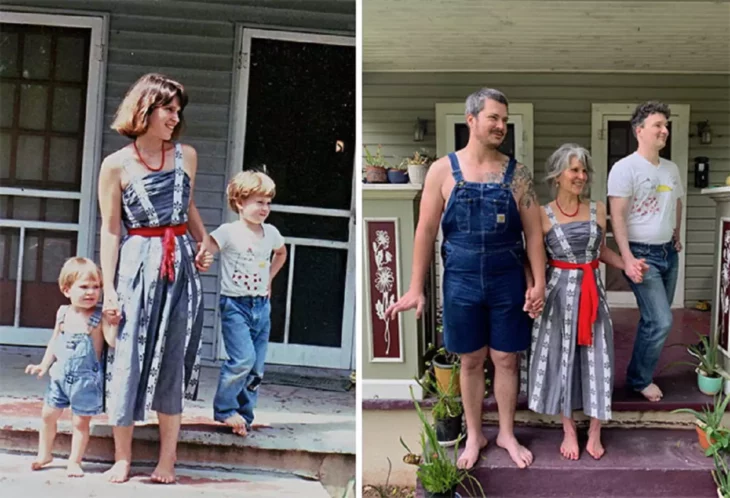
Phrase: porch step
[
  {"left": 416, "top": 426, "right": 716, "bottom": 498},
  {"left": 0, "top": 397, "right": 355, "bottom": 498},
  {"left": 0, "top": 450, "right": 332, "bottom": 497}
]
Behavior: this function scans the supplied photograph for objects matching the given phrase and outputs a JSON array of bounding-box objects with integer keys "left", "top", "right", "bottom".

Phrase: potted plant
[
  {"left": 400, "top": 387, "right": 484, "bottom": 498},
  {"left": 387, "top": 160, "right": 409, "bottom": 184},
  {"left": 400, "top": 149, "right": 434, "bottom": 186},
  {"left": 416, "top": 371, "right": 464, "bottom": 446},
  {"left": 713, "top": 454, "right": 730, "bottom": 498},
  {"left": 364, "top": 145, "right": 389, "bottom": 183},
  {"left": 665, "top": 332, "right": 724, "bottom": 395},
  {"left": 671, "top": 392, "right": 730, "bottom": 456}
]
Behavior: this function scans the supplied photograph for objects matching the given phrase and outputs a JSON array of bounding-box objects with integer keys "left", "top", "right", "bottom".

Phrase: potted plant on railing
[
  {"left": 665, "top": 332, "right": 724, "bottom": 395},
  {"left": 416, "top": 370, "right": 464, "bottom": 446},
  {"left": 671, "top": 392, "right": 730, "bottom": 456},
  {"left": 400, "top": 149, "right": 435, "bottom": 186},
  {"left": 364, "top": 145, "right": 389, "bottom": 183},
  {"left": 400, "top": 387, "right": 484, "bottom": 498},
  {"left": 713, "top": 454, "right": 730, "bottom": 498},
  {"left": 387, "top": 160, "right": 409, "bottom": 184}
]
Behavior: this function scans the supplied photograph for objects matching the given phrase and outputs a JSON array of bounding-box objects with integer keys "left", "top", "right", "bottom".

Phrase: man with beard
[
  {"left": 386, "top": 88, "right": 546, "bottom": 469},
  {"left": 608, "top": 101, "right": 684, "bottom": 403}
]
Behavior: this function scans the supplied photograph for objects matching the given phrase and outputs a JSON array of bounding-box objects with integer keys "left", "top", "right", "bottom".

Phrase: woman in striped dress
[
  {"left": 526, "top": 144, "right": 647, "bottom": 460},
  {"left": 98, "top": 74, "right": 213, "bottom": 484}
]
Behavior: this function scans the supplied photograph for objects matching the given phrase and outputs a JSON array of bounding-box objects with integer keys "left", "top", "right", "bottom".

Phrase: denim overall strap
[
  {"left": 88, "top": 304, "right": 103, "bottom": 330},
  {"left": 447, "top": 152, "right": 464, "bottom": 183},
  {"left": 501, "top": 157, "right": 518, "bottom": 187}
]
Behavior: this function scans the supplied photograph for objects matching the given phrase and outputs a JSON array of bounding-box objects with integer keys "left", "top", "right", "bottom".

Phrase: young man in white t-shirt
[
  {"left": 204, "top": 171, "right": 287, "bottom": 435},
  {"left": 607, "top": 101, "right": 684, "bottom": 403}
]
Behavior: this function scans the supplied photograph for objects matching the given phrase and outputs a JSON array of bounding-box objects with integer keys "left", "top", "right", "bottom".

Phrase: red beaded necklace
[
  {"left": 133, "top": 140, "right": 165, "bottom": 172},
  {"left": 556, "top": 196, "right": 581, "bottom": 217}
]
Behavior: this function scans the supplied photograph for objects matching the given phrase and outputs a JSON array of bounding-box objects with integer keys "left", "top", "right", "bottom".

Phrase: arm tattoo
[{"left": 512, "top": 163, "right": 538, "bottom": 209}]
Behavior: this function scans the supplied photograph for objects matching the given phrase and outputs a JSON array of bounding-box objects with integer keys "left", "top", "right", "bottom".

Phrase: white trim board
[{"left": 591, "top": 103, "right": 690, "bottom": 309}]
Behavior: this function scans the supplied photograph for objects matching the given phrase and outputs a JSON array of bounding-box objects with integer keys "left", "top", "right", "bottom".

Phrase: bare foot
[
  {"left": 586, "top": 422, "right": 605, "bottom": 460},
  {"left": 151, "top": 462, "right": 176, "bottom": 484},
  {"left": 223, "top": 414, "right": 248, "bottom": 436},
  {"left": 67, "top": 462, "right": 84, "bottom": 477},
  {"left": 496, "top": 433, "right": 533, "bottom": 468},
  {"left": 31, "top": 456, "right": 53, "bottom": 471},
  {"left": 456, "top": 434, "right": 488, "bottom": 470},
  {"left": 104, "top": 460, "right": 131, "bottom": 483},
  {"left": 639, "top": 383, "right": 663, "bottom": 402},
  {"left": 560, "top": 418, "right": 580, "bottom": 460}
]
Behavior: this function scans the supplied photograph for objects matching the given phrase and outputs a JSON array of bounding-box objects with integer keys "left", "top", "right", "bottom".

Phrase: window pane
[
  {"left": 243, "top": 38, "right": 355, "bottom": 211},
  {"left": 10, "top": 196, "right": 41, "bottom": 221},
  {"left": 52, "top": 87, "right": 82, "bottom": 133},
  {"left": 19, "top": 84, "right": 48, "bottom": 130},
  {"left": 41, "top": 235, "right": 74, "bottom": 282},
  {"left": 0, "top": 132, "right": 10, "bottom": 178},
  {"left": 48, "top": 137, "right": 80, "bottom": 187},
  {"left": 45, "top": 199, "right": 79, "bottom": 223},
  {"left": 288, "top": 246, "right": 346, "bottom": 347},
  {"left": 22, "top": 33, "right": 51, "bottom": 80},
  {"left": 265, "top": 211, "right": 350, "bottom": 242},
  {"left": 269, "top": 244, "right": 290, "bottom": 344},
  {"left": 0, "top": 30, "right": 19, "bottom": 78},
  {"left": 0, "top": 227, "right": 18, "bottom": 325},
  {"left": 16, "top": 135, "right": 45, "bottom": 181},
  {"left": 0, "top": 82, "right": 15, "bottom": 127},
  {"left": 55, "top": 36, "right": 86, "bottom": 82}
]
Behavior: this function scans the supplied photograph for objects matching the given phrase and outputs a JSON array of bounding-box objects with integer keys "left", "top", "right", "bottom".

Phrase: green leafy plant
[
  {"left": 416, "top": 370, "right": 463, "bottom": 421},
  {"left": 713, "top": 454, "right": 730, "bottom": 498},
  {"left": 364, "top": 145, "right": 390, "bottom": 169},
  {"left": 400, "top": 387, "right": 484, "bottom": 497},
  {"left": 399, "top": 149, "right": 435, "bottom": 168},
  {"left": 672, "top": 392, "right": 730, "bottom": 457},
  {"left": 665, "top": 332, "right": 720, "bottom": 377}
]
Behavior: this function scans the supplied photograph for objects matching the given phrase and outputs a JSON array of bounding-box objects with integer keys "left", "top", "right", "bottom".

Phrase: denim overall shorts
[
  {"left": 45, "top": 306, "right": 104, "bottom": 416},
  {"left": 440, "top": 153, "right": 531, "bottom": 354}
]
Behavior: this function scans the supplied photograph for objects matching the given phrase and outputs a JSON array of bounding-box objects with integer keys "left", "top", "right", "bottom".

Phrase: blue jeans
[
  {"left": 625, "top": 241, "right": 679, "bottom": 391},
  {"left": 213, "top": 295, "right": 271, "bottom": 426}
]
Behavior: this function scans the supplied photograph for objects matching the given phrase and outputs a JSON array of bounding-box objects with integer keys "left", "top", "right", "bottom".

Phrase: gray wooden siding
[
  {"left": 7, "top": 0, "right": 354, "bottom": 362},
  {"left": 363, "top": 72, "right": 730, "bottom": 307}
]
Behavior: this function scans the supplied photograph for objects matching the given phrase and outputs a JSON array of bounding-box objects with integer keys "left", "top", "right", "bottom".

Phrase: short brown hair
[
  {"left": 227, "top": 170, "right": 276, "bottom": 212},
  {"left": 111, "top": 73, "right": 188, "bottom": 139},
  {"left": 58, "top": 257, "right": 103, "bottom": 292},
  {"left": 631, "top": 101, "right": 671, "bottom": 132}
]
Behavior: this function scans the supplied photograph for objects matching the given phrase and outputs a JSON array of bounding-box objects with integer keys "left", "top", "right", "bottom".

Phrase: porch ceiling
[{"left": 363, "top": 0, "right": 730, "bottom": 73}]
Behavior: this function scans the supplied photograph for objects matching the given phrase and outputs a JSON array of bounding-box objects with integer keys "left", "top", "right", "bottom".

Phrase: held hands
[
  {"left": 385, "top": 289, "right": 426, "bottom": 320},
  {"left": 195, "top": 236, "right": 215, "bottom": 272},
  {"left": 103, "top": 289, "right": 122, "bottom": 326},
  {"left": 624, "top": 256, "right": 649, "bottom": 284},
  {"left": 25, "top": 363, "right": 49, "bottom": 378},
  {"left": 524, "top": 284, "right": 545, "bottom": 319}
]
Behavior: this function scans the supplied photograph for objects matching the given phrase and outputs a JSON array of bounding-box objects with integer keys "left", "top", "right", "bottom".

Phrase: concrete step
[
  {"left": 0, "top": 397, "right": 354, "bottom": 498},
  {"left": 416, "top": 426, "right": 717, "bottom": 498},
  {"left": 0, "top": 450, "right": 331, "bottom": 497}
]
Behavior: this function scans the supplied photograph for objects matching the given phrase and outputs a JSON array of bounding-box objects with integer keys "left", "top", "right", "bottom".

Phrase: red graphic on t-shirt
[{"left": 631, "top": 194, "right": 659, "bottom": 216}]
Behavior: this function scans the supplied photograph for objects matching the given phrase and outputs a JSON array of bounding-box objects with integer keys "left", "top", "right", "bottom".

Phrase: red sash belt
[
  {"left": 549, "top": 259, "right": 599, "bottom": 347},
  {"left": 127, "top": 223, "right": 188, "bottom": 281}
]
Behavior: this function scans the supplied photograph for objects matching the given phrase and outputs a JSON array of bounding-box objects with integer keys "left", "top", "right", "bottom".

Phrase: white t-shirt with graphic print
[
  {"left": 210, "top": 221, "right": 285, "bottom": 297},
  {"left": 607, "top": 152, "right": 684, "bottom": 244}
]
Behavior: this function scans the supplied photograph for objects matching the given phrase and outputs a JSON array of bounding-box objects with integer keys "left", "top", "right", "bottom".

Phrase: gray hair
[
  {"left": 544, "top": 143, "right": 593, "bottom": 195},
  {"left": 465, "top": 88, "right": 509, "bottom": 117}
]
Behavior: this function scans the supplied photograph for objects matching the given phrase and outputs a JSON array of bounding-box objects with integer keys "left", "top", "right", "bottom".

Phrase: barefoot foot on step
[
  {"left": 496, "top": 433, "right": 533, "bottom": 468},
  {"left": 104, "top": 460, "right": 131, "bottom": 483},
  {"left": 456, "top": 434, "right": 488, "bottom": 470}
]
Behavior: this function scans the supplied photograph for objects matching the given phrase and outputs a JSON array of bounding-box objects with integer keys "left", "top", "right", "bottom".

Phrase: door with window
[
  {"left": 591, "top": 103, "right": 690, "bottom": 308},
  {"left": 0, "top": 13, "right": 104, "bottom": 345},
  {"left": 227, "top": 29, "right": 355, "bottom": 369}
]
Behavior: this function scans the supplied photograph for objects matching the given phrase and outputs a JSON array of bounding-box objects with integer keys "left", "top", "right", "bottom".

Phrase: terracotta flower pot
[
  {"left": 365, "top": 166, "right": 387, "bottom": 183},
  {"left": 697, "top": 423, "right": 717, "bottom": 452},
  {"left": 432, "top": 355, "right": 460, "bottom": 396}
]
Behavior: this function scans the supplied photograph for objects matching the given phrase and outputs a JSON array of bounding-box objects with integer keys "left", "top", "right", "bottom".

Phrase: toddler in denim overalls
[{"left": 25, "top": 257, "right": 115, "bottom": 477}]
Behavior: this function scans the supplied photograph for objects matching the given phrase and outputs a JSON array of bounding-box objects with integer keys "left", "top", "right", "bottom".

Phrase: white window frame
[
  {"left": 591, "top": 103, "right": 690, "bottom": 309},
  {"left": 0, "top": 10, "right": 108, "bottom": 346},
  {"left": 224, "top": 26, "right": 356, "bottom": 369}
]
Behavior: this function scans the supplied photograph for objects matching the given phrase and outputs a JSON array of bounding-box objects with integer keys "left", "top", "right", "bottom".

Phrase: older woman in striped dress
[{"left": 526, "top": 144, "right": 647, "bottom": 460}]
